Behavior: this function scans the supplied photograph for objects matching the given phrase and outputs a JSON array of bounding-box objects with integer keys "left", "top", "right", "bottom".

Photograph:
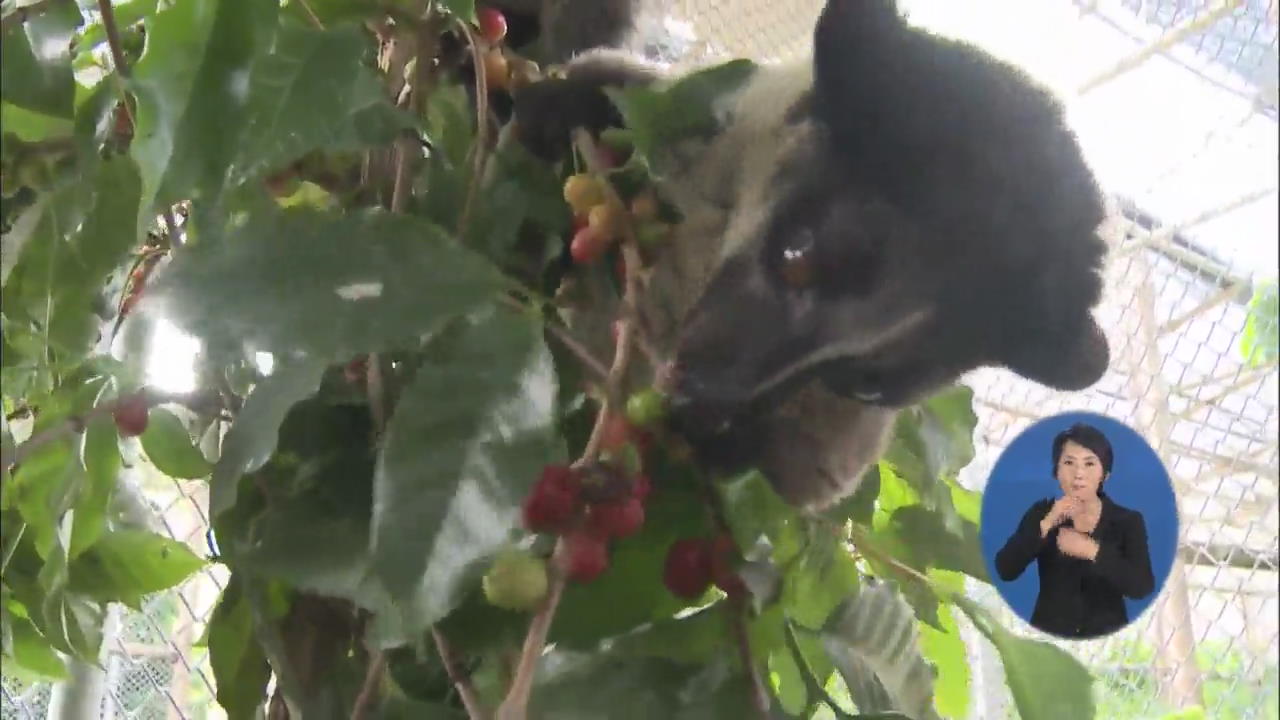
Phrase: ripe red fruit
[
  {"left": 570, "top": 226, "right": 608, "bottom": 265},
  {"left": 587, "top": 496, "right": 644, "bottom": 539},
  {"left": 709, "top": 533, "right": 746, "bottom": 597},
  {"left": 663, "top": 538, "right": 712, "bottom": 599},
  {"left": 563, "top": 531, "right": 609, "bottom": 582},
  {"left": 632, "top": 473, "right": 651, "bottom": 502},
  {"left": 477, "top": 7, "right": 508, "bottom": 44},
  {"left": 112, "top": 395, "right": 149, "bottom": 437},
  {"left": 522, "top": 465, "right": 581, "bottom": 534}
]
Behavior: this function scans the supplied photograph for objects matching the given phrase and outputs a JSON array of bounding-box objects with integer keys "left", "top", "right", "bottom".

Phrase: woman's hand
[
  {"left": 1039, "top": 496, "right": 1079, "bottom": 537},
  {"left": 1057, "top": 528, "right": 1099, "bottom": 560}
]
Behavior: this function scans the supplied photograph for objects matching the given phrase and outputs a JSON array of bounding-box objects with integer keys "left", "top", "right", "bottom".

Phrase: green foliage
[
  {"left": 0, "top": 3, "right": 1109, "bottom": 718},
  {"left": 1241, "top": 279, "right": 1278, "bottom": 367}
]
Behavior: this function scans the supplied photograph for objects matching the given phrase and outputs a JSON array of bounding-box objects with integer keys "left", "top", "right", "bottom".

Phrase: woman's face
[{"left": 1056, "top": 440, "right": 1107, "bottom": 501}]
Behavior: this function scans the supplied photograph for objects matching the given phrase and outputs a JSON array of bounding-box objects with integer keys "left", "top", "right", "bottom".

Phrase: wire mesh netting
[{"left": 2, "top": 1, "right": 1276, "bottom": 718}]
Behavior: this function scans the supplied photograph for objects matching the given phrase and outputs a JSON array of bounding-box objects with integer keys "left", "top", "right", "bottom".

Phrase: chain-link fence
[{"left": 3, "top": 1, "right": 1276, "bottom": 718}]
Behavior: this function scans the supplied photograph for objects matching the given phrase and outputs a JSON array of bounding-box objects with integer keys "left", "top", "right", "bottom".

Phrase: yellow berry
[{"left": 563, "top": 174, "right": 605, "bottom": 215}]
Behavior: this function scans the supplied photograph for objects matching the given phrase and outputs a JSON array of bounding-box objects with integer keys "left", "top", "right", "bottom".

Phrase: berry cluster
[
  {"left": 562, "top": 174, "right": 667, "bottom": 267},
  {"left": 473, "top": 6, "right": 540, "bottom": 93},
  {"left": 522, "top": 461, "right": 651, "bottom": 583},
  {"left": 662, "top": 533, "right": 746, "bottom": 600}
]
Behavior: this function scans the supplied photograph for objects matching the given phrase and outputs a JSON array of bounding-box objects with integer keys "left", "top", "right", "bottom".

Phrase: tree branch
[
  {"left": 349, "top": 651, "right": 387, "bottom": 720},
  {"left": 432, "top": 627, "right": 489, "bottom": 720}
]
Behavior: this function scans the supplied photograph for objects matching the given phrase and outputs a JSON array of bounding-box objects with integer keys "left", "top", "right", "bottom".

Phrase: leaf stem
[
  {"left": 455, "top": 17, "right": 490, "bottom": 240},
  {"left": 0, "top": 521, "right": 28, "bottom": 579},
  {"left": 432, "top": 626, "right": 489, "bottom": 719},
  {"left": 784, "top": 620, "right": 857, "bottom": 720}
]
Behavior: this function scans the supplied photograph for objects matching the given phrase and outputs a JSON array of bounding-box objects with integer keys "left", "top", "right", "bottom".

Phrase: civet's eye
[{"left": 780, "top": 230, "right": 816, "bottom": 289}]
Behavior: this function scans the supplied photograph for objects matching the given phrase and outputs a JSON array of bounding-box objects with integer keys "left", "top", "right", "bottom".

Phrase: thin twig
[
  {"left": 296, "top": 0, "right": 325, "bottom": 29},
  {"left": 784, "top": 620, "right": 856, "bottom": 720},
  {"left": 495, "top": 130, "right": 648, "bottom": 720},
  {"left": 0, "top": 522, "right": 28, "bottom": 579},
  {"left": 730, "top": 595, "right": 772, "bottom": 718},
  {"left": 0, "top": 0, "right": 63, "bottom": 33},
  {"left": 432, "top": 627, "right": 489, "bottom": 719},
  {"left": 95, "top": 0, "right": 138, "bottom": 133},
  {"left": 350, "top": 652, "right": 387, "bottom": 720},
  {"left": 455, "top": 19, "right": 490, "bottom": 239},
  {"left": 162, "top": 210, "right": 182, "bottom": 247},
  {"left": 497, "top": 294, "right": 610, "bottom": 381}
]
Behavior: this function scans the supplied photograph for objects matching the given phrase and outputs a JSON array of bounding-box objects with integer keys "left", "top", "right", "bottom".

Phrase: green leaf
[
  {"left": 74, "top": 0, "right": 159, "bottom": 54},
  {"left": 7, "top": 612, "right": 68, "bottom": 680},
  {"left": 227, "top": 22, "right": 414, "bottom": 186},
  {"left": 152, "top": 207, "right": 507, "bottom": 360},
  {"left": 783, "top": 538, "right": 861, "bottom": 630},
  {"left": 69, "top": 413, "right": 121, "bottom": 558},
  {"left": 207, "top": 575, "right": 271, "bottom": 720},
  {"left": 952, "top": 596, "right": 1095, "bottom": 720},
  {"left": 129, "top": 0, "right": 278, "bottom": 212},
  {"left": 38, "top": 587, "right": 103, "bottom": 662},
  {"left": 210, "top": 356, "right": 327, "bottom": 517},
  {"left": 10, "top": 435, "right": 81, "bottom": 560},
  {"left": 769, "top": 646, "right": 808, "bottom": 715},
  {"left": 68, "top": 528, "right": 206, "bottom": 608},
  {"left": 140, "top": 407, "right": 213, "bottom": 479},
  {"left": 877, "top": 505, "right": 987, "bottom": 583},
  {"left": 280, "top": 0, "right": 381, "bottom": 26},
  {"left": 719, "top": 469, "right": 799, "bottom": 553},
  {"left": 1241, "top": 279, "right": 1278, "bottom": 366},
  {"left": 821, "top": 582, "right": 942, "bottom": 720},
  {"left": 1, "top": 155, "right": 142, "bottom": 364},
  {"left": 606, "top": 605, "right": 727, "bottom": 665},
  {"left": 0, "top": 2, "right": 81, "bottom": 117},
  {"left": 370, "top": 307, "right": 563, "bottom": 626},
  {"left": 1, "top": 103, "right": 73, "bottom": 142},
  {"left": 918, "top": 602, "right": 969, "bottom": 720}
]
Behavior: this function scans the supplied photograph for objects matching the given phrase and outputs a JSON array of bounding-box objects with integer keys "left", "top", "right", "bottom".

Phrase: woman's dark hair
[{"left": 1052, "top": 422, "right": 1114, "bottom": 477}]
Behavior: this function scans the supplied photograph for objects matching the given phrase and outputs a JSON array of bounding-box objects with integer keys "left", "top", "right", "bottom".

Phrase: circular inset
[{"left": 979, "top": 412, "right": 1178, "bottom": 640}]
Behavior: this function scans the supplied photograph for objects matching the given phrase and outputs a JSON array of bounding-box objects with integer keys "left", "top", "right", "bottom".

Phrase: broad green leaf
[
  {"left": 68, "top": 528, "right": 205, "bottom": 608},
  {"left": 0, "top": 2, "right": 81, "bottom": 117},
  {"left": 606, "top": 605, "right": 727, "bottom": 665},
  {"left": 719, "top": 469, "right": 798, "bottom": 553},
  {"left": 821, "top": 582, "right": 942, "bottom": 720},
  {"left": 9, "top": 435, "right": 81, "bottom": 560},
  {"left": 69, "top": 413, "right": 121, "bottom": 557},
  {"left": 826, "top": 463, "right": 881, "bottom": 527},
  {"left": 370, "top": 307, "right": 563, "bottom": 626},
  {"left": 915, "top": 385, "right": 977, "bottom": 483},
  {"left": 1, "top": 156, "right": 142, "bottom": 364},
  {"left": 280, "top": 0, "right": 380, "bottom": 26},
  {"left": 207, "top": 576, "right": 271, "bottom": 720},
  {"left": 7, "top": 613, "right": 68, "bottom": 680},
  {"left": 1, "top": 103, "right": 73, "bottom": 142},
  {"left": 877, "top": 505, "right": 987, "bottom": 583},
  {"left": 783, "top": 539, "right": 861, "bottom": 630},
  {"left": 39, "top": 587, "right": 103, "bottom": 662},
  {"left": 769, "top": 647, "right": 808, "bottom": 715},
  {"left": 227, "top": 22, "right": 414, "bottom": 186},
  {"left": 74, "top": 0, "right": 159, "bottom": 53},
  {"left": 210, "top": 356, "right": 327, "bottom": 516},
  {"left": 918, "top": 602, "right": 969, "bottom": 720},
  {"left": 140, "top": 407, "right": 213, "bottom": 478},
  {"left": 151, "top": 207, "right": 507, "bottom": 360},
  {"left": 129, "top": 0, "right": 277, "bottom": 212},
  {"left": 952, "top": 596, "right": 1095, "bottom": 720}
]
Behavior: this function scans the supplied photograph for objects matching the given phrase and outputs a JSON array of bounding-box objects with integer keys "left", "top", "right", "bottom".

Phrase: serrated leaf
[
  {"left": 140, "top": 407, "right": 213, "bottom": 479},
  {"left": 821, "top": 582, "right": 942, "bottom": 720},
  {"left": 210, "top": 356, "right": 327, "bottom": 516},
  {"left": 227, "top": 22, "right": 414, "bottom": 186},
  {"left": 68, "top": 528, "right": 205, "bottom": 607},
  {"left": 370, "top": 307, "right": 563, "bottom": 627},
  {"left": 0, "top": 2, "right": 81, "bottom": 117},
  {"left": 207, "top": 575, "right": 271, "bottom": 720},
  {"left": 952, "top": 596, "right": 1095, "bottom": 720},
  {"left": 152, "top": 207, "right": 506, "bottom": 360},
  {"left": 129, "top": 0, "right": 277, "bottom": 212},
  {"left": 69, "top": 413, "right": 121, "bottom": 557},
  {"left": 918, "top": 602, "right": 969, "bottom": 720},
  {"left": 7, "top": 613, "right": 68, "bottom": 680},
  {"left": 1, "top": 156, "right": 142, "bottom": 364}
]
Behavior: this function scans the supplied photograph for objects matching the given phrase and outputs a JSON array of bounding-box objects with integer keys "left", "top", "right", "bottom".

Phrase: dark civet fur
[{"left": 501, "top": 0, "right": 1111, "bottom": 510}]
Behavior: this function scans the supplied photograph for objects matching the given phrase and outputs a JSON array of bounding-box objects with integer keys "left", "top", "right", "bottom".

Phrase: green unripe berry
[
  {"left": 625, "top": 388, "right": 666, "bottom": 428},
  {"left": 482, "top": 548, "right": 548, "bottom": 611}
]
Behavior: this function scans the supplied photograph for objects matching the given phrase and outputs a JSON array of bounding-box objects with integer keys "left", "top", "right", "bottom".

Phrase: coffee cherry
[
  {"left": 112, "top": 395, "right": 149, "bottom": 437},
  {"left": 482, "top": 48, "right": 509, "bottom": 90},
  {"left": 587, "top": 496, "right": 644, "bottom": 539},
  {"left": 663, "top": 538, "right": 712, "bottom": 599},
  {"left": 477, "top": 7, "right": 507, "bottom": 45},
  {"left": 624, "top": 388, "right": 666, "bottom": 428},
  {"left": 563, "top": 174, "right": 605, "bottom": 216},
  {"left": 587, "top": 203, "right": 622, "bottom": 243},
  {"left": 709, "top": 533, "right": 746, "bottom": 597},
  {"left": 522, "top": 464, "right": 581, "bottom": 534},
  {"left": 563, "top": 531, "right": 609, "bottom": 583},
  {"left": 482, "top": 548, "right": 548, "bottom": 611},
  {"left": 570, "top": 226, "right": 608, "bottom": 265}
]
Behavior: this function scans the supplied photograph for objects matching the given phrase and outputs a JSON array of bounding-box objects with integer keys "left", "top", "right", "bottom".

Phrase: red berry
[
  {"left": 709, "top": 533, "right": 746, "bottom": 597},
  {"left": 522, "top": 465, "right": 581, "bottom": 534},
  {"left": 477, "top": 6, "right": 508, "bottom": 45},
  {"left": 632, "top": 473, "right": 651, "bottom": 501},
  {"left": 663, "top": 538, "right": 712, "bottom": 599},
  {"left": 112, "top": 395, "right": 149, "bottom": 437},
  {"left": 570, "top": 226, "right": 608, "bottom": 265},
  {"left": 563, "top": 531, "right": 609, "bottom": 582},
  {"left": 587, "top": 496, "right": 644, "bottom": 539}
]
